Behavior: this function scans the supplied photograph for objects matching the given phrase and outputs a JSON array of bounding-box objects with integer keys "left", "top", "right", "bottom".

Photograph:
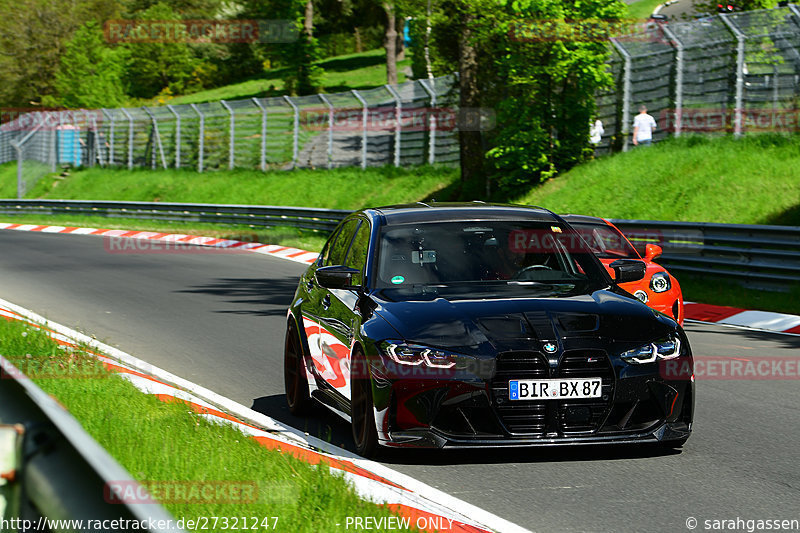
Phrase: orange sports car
[{"left": 562, "top": 215, "right": 684, "bottom": 325}]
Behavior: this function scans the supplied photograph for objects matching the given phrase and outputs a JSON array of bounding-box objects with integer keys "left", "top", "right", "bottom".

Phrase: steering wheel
[{"left": 512, "top": 264, "right": 553, "bottom": 280}]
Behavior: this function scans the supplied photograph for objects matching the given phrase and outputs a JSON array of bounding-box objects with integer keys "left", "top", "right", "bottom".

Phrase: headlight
[
  {"left": 650, "top": 272, "right": 671, "bottom": 293},
  {"left": 381, "top": 341, "right": 456, "bottom": 369},
  {"left": 620, "top": 335, "right": 681, "bottom": 364}
]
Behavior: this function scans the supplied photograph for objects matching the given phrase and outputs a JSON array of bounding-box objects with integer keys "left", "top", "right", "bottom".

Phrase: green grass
[
  {"left": 25, "top": 165, "right": 458, "bottom": 210},
  {"left": 163, "top": 49, "right": 412, "bottom": 106},
  {"left": 0, "top": 162, "right": 17, "bottom": 198},
  {"left": 626, "top": 0, "right": 664, "bottom": 20},
  {"left": 0, "top": 317, "right": 411, "bottom": 530},
  {"left": 514, "top": 135, "right": 800, "bottom": 226},
  {"left": 679, "top": 273, "right": 800, "bottom": 316}
]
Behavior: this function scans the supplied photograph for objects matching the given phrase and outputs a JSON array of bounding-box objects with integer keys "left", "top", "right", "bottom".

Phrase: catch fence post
[
  {"left": 418, "top": 78, "right": 437, "bottom": 165},
  {"left": 611, "top": 38, "right": 632, "bottom": 152},
  {"left": 190, "top": 104, "right": 205, "bottom": 172},
  {"left": 351, "top": 90, "right": 368, "bottom": 169},
  {"left": 167, "top": 105, "right": 181, "bottom": 168},
  {"left": 251, "top": 98, "right": 268, "bottom": 171},
  {"left": 283, "top": 96, "right": 299, "bottom": 169},
  {"left": 318, "top": 94, "right": 334, "bottom": 169},
  {"left": 385, "top": 84, "right": 402, "bottom": 167},
  {"left": 221, "top": 100, "right": 235, "bottom": 170}
]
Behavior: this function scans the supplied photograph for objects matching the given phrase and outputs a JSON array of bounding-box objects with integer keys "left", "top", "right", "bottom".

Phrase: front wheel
[
  {"left": 284, "top": 323, "right": 313, "bottom": 416},
  {"left": 351, "top": 350, "right": 380, "bottom": 458}
]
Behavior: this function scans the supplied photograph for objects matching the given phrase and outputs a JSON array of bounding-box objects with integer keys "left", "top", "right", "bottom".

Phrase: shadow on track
[
  {"left": 176, "top": 277, "right": 297, "bottom": 316},
  {"left": 251, "top": 394, "right": 681, "bottom": 465}
]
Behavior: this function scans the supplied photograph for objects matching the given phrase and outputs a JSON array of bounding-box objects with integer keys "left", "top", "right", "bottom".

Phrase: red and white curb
[
  {"left": 0, "top": 297, "right": 530, "bottom": 533},
  {"left": 2, "top": 222, "right": 798, "bottom": 337},
  {"left": 0, "top": 223, "right": 320, "bottom": 265},
  {"left": 684, "top": 302, "right": 800, "bottom": 336}
]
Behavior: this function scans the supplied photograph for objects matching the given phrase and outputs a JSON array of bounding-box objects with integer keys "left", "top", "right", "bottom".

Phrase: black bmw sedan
[{"left": 284, "top": 203, "right": 694, "bottom": 457}]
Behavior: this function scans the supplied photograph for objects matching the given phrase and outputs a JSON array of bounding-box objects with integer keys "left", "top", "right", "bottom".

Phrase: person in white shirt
[
  {"left": 589, "top": 118, "right": 604, "bottom": 146},
  {"left": 633, "top": 105, "right": 656, "bottom": 146}
]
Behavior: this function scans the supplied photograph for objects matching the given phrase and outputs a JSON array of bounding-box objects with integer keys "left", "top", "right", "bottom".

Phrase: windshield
[
  {"left": 568, "top": 222, "right": 640, "bottom": 260},
  {"left": 374, "top": 220, "right": 609, "bottom": 289}
]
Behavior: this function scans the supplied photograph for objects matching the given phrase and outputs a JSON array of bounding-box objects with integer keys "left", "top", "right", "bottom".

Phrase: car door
[{"left": 303, "top": 218, "right": 362, "bottom": 403}]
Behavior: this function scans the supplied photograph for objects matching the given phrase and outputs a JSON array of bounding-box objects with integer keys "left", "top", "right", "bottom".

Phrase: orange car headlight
[{"left": 650, "top": 272, "right": 671, "bottom": 293}]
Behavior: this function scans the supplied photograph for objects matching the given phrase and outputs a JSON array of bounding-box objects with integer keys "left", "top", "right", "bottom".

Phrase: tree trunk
[
  {"left": 384, "top": 2, "right": 398, "bottom": 85},
  {"left": 396, "top": 17, "right": 405, "bottom": 61},
  {"left": 304, "top": 0, "right": 313, "bottom": 37},
  {"left": 458, "top": 10, "right": 483, "bottom": 194},
  {"left": 354, "top": 27, "right": 362, "bottom": 53},
  {"left": 424, "top": 0, "right": 433, "bottom": 79}
]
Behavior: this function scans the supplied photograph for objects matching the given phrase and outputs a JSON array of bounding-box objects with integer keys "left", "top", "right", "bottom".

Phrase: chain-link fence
[
  {"left": 0, "top": 75, "right": 460, "bottom": 199},
  {"left": 1, "top": 113, "right": 57, "bottom": 197},
  {"left": 596, "top": 5, "right": 800, "bottom": 153}
]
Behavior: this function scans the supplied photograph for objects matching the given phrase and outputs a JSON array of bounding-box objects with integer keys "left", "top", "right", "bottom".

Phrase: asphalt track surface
[{"left": 2, "top": 230, "right": 798, "bottom": 533}]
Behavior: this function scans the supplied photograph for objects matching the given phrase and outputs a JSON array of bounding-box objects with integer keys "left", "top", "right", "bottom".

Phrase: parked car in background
[{"left": 562, "top": 215, "right": 684, "bottom": 325}]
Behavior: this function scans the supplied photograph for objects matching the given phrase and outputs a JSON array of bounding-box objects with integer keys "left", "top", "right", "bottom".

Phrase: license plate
[{"left": 509, "top": 378, "right": 602, "bottom": 400}]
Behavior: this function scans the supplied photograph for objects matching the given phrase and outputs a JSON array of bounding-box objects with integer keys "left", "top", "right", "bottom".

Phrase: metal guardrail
[
  {"left": 0, "top": 199, "right": 797, "bottom": 290},
  {"left": 610, "top": 219, "right": 800, "bottom": 290},
  {"left": 0, "top": 355, "right": 183, "bottom": 532},
  {"left": 0, "top": 199, "right": 349, "bottom": 232}
]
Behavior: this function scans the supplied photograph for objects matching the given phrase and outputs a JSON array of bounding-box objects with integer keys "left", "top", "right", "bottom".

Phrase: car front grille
[
  {"left": 491, "top": 349, "right": 615, "bottom": 436},
  {"left": 490, "top": 351, "right": 548, "bottom": 434},
  {"left": 556, "top": 351, "right": 615, "bottom": 433}
]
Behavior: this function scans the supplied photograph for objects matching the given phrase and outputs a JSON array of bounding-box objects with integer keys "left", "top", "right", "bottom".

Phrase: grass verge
[
  {"left": 678, "top": 273, "right": 800, "bottom": 316},
  {"left": 162, "top": 49, "right": 412, "bottom": 106},
  {"left": 515, "top": 134, "right": 800, "bottom": 226},
  {"left": 626, "top": 0, "right": 663, "bottom": 20},
  {"left": 24, "top": 165, "right": 458, "bottom": 210},
  {"left": 0, "top": 316, "right": 409, "bottom": 530}
]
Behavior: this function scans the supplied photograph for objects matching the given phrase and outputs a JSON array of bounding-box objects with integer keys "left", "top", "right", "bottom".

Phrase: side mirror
[
  {"left": 315, "top": 265, "right": 361, "bottom": 290},
  {"left": 644, "top": 243, "right": 663, "bottom": 262},
  {"left": 609, "top": 259, "right": 646, "bottom": 284}
]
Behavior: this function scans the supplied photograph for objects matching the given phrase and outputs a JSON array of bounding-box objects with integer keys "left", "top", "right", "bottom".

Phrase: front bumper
[
  {"left": 372, "top": 350, "right": 694, "bottom": 449},
  {"left": 384, "top": 420, "right": 692, "bottom": 449}
]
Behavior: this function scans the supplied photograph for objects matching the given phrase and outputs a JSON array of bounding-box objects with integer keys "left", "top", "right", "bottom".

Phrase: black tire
[
  {"left": 284, "top": 323, "right": 313, "bottom": 416},
  {"left": 351, "top": 351, "right": 380, "bottom": 458}
]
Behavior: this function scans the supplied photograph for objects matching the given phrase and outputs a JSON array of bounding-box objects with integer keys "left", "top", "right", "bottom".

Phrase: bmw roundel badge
[{"left": 543, "top": 342, "right": 557, "bottom": 353}]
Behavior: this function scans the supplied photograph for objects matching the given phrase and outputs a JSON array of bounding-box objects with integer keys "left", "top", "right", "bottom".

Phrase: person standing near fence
[
  {"left": 589, "top": 117, "right": 604, "bottom": 146},
  {"left": 632, "top": 105, "right": 656, "bottom": 147}
]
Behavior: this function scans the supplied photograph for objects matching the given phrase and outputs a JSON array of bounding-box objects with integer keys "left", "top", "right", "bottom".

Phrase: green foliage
[
  {"left": 422, "top": 0, "right": 626, "bottom": 196},
  {"left": 317, "top": 28, "right": 383, "bottom": 57},
  {"left": 45, "top": 21, "right": 128, "bottom": 108},
  {"left": 123, "top": 2, "right": 200, "bottom": 97},
  {"left": 0, "top": 0, "right": 123, "bottom": 107},
  {"left": 284, "top": 32, "right": 325, "bottom": 95}
]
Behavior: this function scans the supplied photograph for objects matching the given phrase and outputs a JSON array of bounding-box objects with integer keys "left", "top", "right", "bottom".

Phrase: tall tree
[
  {"left": 0, "top": 0, "right": 122, "bottom": 107},
  {"left": 383, "top": 2, "right": 398, "bottom": 84},
  {"left": 458, "top": 8, "right": 482, "bottom": 195},
  {"left": 425, "top": 0, "right": 626, "bottom": 197},
  {"left": 124, "top": 2, "right": 199, "bottom": 97},
  {"left": 46, "top": 21, "right": 128, "bottom": 108}
]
